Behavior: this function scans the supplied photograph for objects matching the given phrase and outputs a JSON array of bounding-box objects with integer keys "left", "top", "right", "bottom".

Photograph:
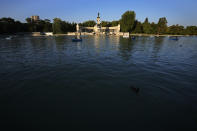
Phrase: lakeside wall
[{"left": 1, "top": 32, "right": 194, "bottom": 37}]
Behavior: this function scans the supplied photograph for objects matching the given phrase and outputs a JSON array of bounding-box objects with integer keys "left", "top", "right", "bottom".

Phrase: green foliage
[
  {"left": 185, "top": 26, "right": 197, "bottom": 35},
  {"left": 0, "top": 17, "right": 24, "bottom": 34},
  {"left": 168, "top": 24, "right": 184, "bottom": 35},
  {"left": 150, "top": 22, "right": 157, "bottom": 34},
  {"left": 101, "top": 21, "right": 119, "bottom": 27},
  {"left": 53, "top": 18, "right": 63, "bottom": 34},
  {"left": 132, "top": 21, "right": 143, "bottom": 33},
  {"left": 111, "top": 21, "right": 120, "bottom": 26},
  {"left": 157, "top": 17, "right": 168, "bottom": 34},
  {"left": 53, "top": 18, "right": 76, "bottom": 34},
  {"left": 143, "top": 18, "right": 151, "bottom": 34},
  {"left": 120, "top": 11, "right": 136, "bottom": 32},
  {"left": 43, "top": 20, "right": 52, "bottom": 32},
  {"left": 101, "top": 21, "right": 112, "bottom": 27},
  {"left": 0, "top": 17, "right": 53, "bottom": 34},
  {"left": 1, "top": 12, "right": 197, "bottom": 35},
  {"left": 80, "top": 20, "right": 96, "bottom": 27}
]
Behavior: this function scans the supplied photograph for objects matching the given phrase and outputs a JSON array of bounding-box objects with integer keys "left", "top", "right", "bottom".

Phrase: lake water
[{"left": 0, "top": 35, "right": 197, "bottom": 130}]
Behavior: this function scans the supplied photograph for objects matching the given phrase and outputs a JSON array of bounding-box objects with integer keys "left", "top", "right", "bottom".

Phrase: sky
[{"left": 0, "top": 0, "right": 197, "bottom": 26}]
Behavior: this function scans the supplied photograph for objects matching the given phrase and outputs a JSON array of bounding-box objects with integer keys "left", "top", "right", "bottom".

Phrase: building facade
[
  {"left": 76, "top": 13, "right": 120, "bottom": 35},
  {"left": 31, "top": 16, "right": 40, "bottom": 22}
]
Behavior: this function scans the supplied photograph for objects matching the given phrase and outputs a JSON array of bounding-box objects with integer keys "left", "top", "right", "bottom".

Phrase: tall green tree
[
  {"left": 120, "top": 11, "right": 136, "bottom": 32},
  {"left": 53, "top": 18, "right": 63, "bottom": 34},
  {"left": 143, "top": 18, "right": 151, "bottom": 34},
  {"left": 150, "top": 22, "right": 157, "bottom": 34},
  {"left": 133, "top": 21, "right": 143, "bottom": 33},
  {"left": 157, "top": 17, "right": 168, "bottom": 34}
]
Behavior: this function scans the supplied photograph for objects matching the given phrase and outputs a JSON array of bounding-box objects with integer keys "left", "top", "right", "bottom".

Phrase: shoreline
[
  {"left": 129, "top": 34, "right": 187, "bottom": 37},
  {"left": 54, "top": 33, "right": 193, "bottom": 37},
  {"left": 0, "top": 32, "right": 196, "bottom": 37}
]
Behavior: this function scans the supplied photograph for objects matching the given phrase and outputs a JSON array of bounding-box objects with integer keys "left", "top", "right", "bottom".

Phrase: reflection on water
[
  {"left": 118, "top": 37, "right": 136, "bottom": 61},
  {"left": 0, "top": 35, "right": 197, "bottom": 130}
]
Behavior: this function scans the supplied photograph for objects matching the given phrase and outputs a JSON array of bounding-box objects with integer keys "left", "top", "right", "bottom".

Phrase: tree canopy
[
  {"left": 53, "top": 18, "right": 76, "bottom": 34},
  {"left": 80, "top": 20, "right": 96, "bottom": 27},
  {"left": 120, "top": 11, "right": 136, "bottom": 32},
  {"left": 1, "top": 11, "right": 197, "bottom": 35},
  {"left": 143, "top": 18, "right": 151, "bottom": 34},
  {"left": 157, "top": 17, "right": 168, "bottom": 34}
]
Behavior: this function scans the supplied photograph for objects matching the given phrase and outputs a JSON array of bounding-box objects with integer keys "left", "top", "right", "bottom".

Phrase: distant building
[
  {"left": 76, "top": 13, "right": 120, "bottom": 35},
  {"left": 31, "top": 16, "right": 40, "bottom": 22}
]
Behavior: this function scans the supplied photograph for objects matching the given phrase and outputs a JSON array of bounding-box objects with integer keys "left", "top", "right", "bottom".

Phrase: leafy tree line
[
  {"left": 25, "top": 17, "right": 52, "bottom": 32},
  {"left": 79, "top": 11, "right": 197, "bottom": 35},
  {"left": 53, "top": 18, "right": 76, "bottom": 34},
  {"left": 1, "top": 11, "right": 197, "bottom": 35},
  {"left": 0, "top": 18, "right": 27, "bottom": 34},
  {"left": 0, "top": 17, "right": 76, "bottom": 34},
  {"left": 120, "top": 10, "right": 197, "bottom": 35},
  {"left": 78, "top": 20, "right": 119, "bottom": 27},
  {"left": 0, "top": 17, "right": 53, "bottom": 34}
]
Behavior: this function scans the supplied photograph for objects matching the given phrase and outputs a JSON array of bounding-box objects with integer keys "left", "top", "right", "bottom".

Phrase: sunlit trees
[
  {"left": 53, "top": 18, "right": 76, "bottom": 34},
  {"left": 111, "top": 21, "right": 120, "bottom": 26},
  {"left": 101, "top": 21, "right": 111, "bottom": 27},
  {"left": 120, "top": 11, "right": 136, "bottom": 32},
  {"left": 80, "top": 20, "right": 96, "bottom": 27},
  {"left": 143, "top": 18, "right": 151, "bottom": 34},
  {"left": 150, "top": 22, "right": 158, "bottom": 34},
  {"left": 101, "top": 21, "right": 119, "bottom": 27},
  {"left": 1, "top": 11, "right": 197, "bottom": 35},
  {"left": 168, "top": 24, "right": 184, "bottom": 35},
  {"left": 185, "top": 26, "right": 197, "bottom": 35},
  {"left": 157, "top": 17, "right": 168, "bottom": 34}
]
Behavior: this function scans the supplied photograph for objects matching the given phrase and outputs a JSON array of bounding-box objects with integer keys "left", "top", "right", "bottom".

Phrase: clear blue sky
[{"left": 0, "top": 0, "right": 197, "bottom": 26}]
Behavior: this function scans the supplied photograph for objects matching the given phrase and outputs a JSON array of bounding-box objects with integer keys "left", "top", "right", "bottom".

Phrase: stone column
[
  {"left": 117, "top": 24, "right": 120, "bottom": 33},
  {"left": 76, "top": 24, "right": 80, "bottom": 33}
]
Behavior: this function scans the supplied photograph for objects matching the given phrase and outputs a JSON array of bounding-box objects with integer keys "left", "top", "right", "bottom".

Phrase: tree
[
  {"left": 149, "top": 22, "right": 157, "bottom": 34},
  {"left": 0, "top": 17, "right": 16, "bottom": 33},
  {"left": 143, "top": 18, "right": 151, "bottom": 34},
  {"left": 185, "top": 26, "right": 197, "bottom": 35},
  {"left": 80, "top": 20, "right": 96, "bottom": 27},
  {"left": 101, "top": 21, "right": 111, "bottom": 27},
  {"left": 168, "top": 24, "right": 184, "bottom": 35},
  {"left": 43, "top": 19, "right": 52, "bottom": 32},
  {"left": 157, "top": 17, "right": 168, "bottom": 34},
  {"left": 26, "top": 18, "right": 32, "bottom": 23},
  {"left": 111, "top": 21, "right": 120, "bottom": 26},
  {"left": 53, "top": 18, "right": 63, "bottom": 34},
  {"left": 133, "top": 21, "right": 143, "bottom": 33},
  {"left": 120, "top": 11, "right": 136, "bottom": 32}
]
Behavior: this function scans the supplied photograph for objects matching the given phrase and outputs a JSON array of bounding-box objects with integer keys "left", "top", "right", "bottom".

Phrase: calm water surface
[{"left": 0, "top": 36, "right": 197, "bottom": 130}]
